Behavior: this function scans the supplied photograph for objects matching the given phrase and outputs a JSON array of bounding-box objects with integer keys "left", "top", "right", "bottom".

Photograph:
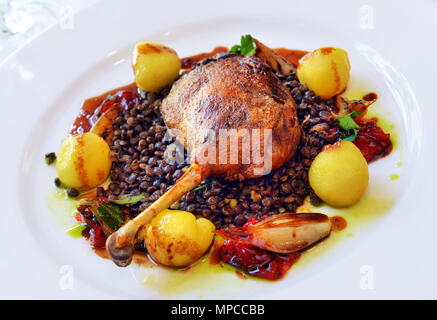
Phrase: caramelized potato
[
  {"left": 56, "top": 132, "right": 112, "bottom": 190},
  {"left": 144, "top": 209, "right": 215, "bottom": 267},
  {"left": 297, "top": 47, "right": 350, "bottom": 99},
  {"left": 132, "top": 41, "right": 181, "bottom": 92},
  {"left": 309, "top": 140, "right": 368, "bottom": 207}
]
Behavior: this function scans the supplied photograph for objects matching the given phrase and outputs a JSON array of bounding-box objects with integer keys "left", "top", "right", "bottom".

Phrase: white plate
[{"left": 1, "top": 0, "right": 437, "bottom": 299}]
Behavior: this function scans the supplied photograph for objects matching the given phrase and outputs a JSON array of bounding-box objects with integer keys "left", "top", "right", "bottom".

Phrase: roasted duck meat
[{"left": 161, "top": 53, "right": 301, "bottom": 179}]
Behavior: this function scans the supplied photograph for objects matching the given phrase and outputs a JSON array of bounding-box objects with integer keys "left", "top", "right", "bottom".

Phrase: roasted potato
[
  {"left": 132, "top": 41, "right": 181, "bottom": 92},
  {"left": 144, "top": 209, "right": 215, "bottom": 267},
  {"left": 56, "top": 132, "right": 112, "bottom": 190},
  {"left": 309, "top": 140, "right": 368, "bottom": 207},
  {"left": 297, "top": 47, "right": 350, "bottom": 99}
]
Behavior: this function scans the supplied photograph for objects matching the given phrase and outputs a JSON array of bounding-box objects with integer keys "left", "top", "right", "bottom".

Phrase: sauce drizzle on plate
[{"left": 71, "top": 82, "right": 138, "bottom": 135}]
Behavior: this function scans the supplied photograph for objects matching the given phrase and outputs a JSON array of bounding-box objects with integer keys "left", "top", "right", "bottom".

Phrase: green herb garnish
[
  {"left": 192, "top": 181, "right": 214, "bottom": 193},
  {"left": 97, "top": 202, "right": 125, "bottom": 230},
  {"left": 110, "top": 193, "right": 145, "bottom": 205},
  {"left": 336, "top": 110, "right": 362, "bottom": 142},
  {"left": 65, "top": 223, "right": 87, "bottom": 238},
  {"left": 230, "top": 34, "right": 256, "bottom": 56}
]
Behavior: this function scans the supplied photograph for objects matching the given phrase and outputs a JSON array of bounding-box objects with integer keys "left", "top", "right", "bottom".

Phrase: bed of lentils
[{"left": 100, "top": 56, "right": 339, "bottom": 229}]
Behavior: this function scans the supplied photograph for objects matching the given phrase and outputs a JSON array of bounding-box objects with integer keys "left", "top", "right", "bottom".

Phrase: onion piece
[
  {"left": 91, "top": 103, "right": 123, "bottom": 141},
  {"left": 334, "top": 96, "right": 371, "bottom": 118},
  {"left": 253, "top": 38, "right": 295, "bottom": 75},
  {"left": 215, "top": 213, "right": 332, "bottom": 253}
]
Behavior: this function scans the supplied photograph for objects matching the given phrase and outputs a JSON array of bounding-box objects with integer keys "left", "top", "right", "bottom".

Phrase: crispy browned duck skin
[
  {"left": 106, "top": 45, "right": 302, "bottom": 267},
  {"left": 161, "top": 53, "right": 301, "bottom": 179}
]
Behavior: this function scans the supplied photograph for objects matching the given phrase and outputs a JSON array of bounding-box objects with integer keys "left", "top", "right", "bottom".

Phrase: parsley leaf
[
  {"left": 230, "top": 44, "right": 241, "bottom": 53},
  {"left": 230, "top": 35, "right": 256, "bottom": 56},
  {"left": 336, "top": 111, "right": 362, "bottom": 142}
]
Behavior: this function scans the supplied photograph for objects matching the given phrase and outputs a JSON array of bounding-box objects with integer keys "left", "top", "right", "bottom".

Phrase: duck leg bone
[{"left": 105, "top": 164, "right": 205, "bottom": 267}]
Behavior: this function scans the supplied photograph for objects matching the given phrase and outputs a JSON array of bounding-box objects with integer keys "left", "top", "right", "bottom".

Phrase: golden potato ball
[
  {"left": 132, "top": 41, "right": 181, "bottom": 92},
  {"left": 297, "top": 47, "right": 351, "bottom": 99},
  {"left": 56, "top": 132, "right": 112, "bottom": 191},
  {"left": 144, "top": 209, "right": 215, "bottom": 267},
  {"left": 309, "top": 140, "right": 369, "bottom": 207}
]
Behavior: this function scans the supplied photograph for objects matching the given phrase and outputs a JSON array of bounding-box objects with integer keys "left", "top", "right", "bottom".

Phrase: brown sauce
[
  {"left": 273, "top": 48, "right": 308, "bottom": 67},
  {"left": 180, "top": 46, "right": 308, "bottom": 70},
  {"left": 330, "top": 216, "right": 347, "bottom": 231},
  {"left": 71, "top": 82, "right": 138, "bottom": 134},
  {"left": 363, "top": 92, "right": 378, "bottom": 102},
  {"left": 180, "top": 46, "right": 229, "bottom": 69},
  {"left": 93, "top": 248, "right": 109, "bottom": 259}
]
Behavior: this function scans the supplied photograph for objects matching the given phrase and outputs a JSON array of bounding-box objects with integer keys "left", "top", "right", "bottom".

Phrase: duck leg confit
[{"left": 106, "top": 41, "right": 327, "bottom": 267}]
